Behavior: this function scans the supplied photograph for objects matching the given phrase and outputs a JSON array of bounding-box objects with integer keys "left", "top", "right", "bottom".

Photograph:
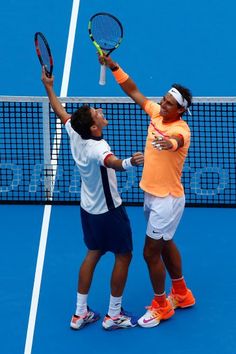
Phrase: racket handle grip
[{"left": 99, "top": 65, "right": 106, "bottom": 85}]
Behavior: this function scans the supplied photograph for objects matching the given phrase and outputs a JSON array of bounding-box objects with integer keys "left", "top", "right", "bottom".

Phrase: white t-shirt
[{"left": 65, "top": 119, "right": 122, "bottom": 214}]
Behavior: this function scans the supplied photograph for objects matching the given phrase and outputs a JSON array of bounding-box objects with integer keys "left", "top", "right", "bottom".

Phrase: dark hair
[
  {"left": 70, "top": 105, "right": 94, "bottom": 139},
  {"left": 171, "top": 83, "right": 192, "bottom": 108}
]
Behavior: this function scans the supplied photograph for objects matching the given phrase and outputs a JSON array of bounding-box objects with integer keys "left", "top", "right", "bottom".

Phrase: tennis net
[{"left": 0, "top": 96, "right": 235, "bottom": 207}]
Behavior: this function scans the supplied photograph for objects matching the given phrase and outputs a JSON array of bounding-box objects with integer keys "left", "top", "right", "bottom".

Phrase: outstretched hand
[
  {"left": 151, "top": 135, "right": 177, "bottom": 151},
  {"left": 131, "top": 152, "right": 144, "bottom": 166}
]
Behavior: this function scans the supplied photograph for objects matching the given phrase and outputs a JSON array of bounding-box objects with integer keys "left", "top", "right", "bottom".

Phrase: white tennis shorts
[{"left": 144, "top": 193, "right": 185, "bottom": 241}]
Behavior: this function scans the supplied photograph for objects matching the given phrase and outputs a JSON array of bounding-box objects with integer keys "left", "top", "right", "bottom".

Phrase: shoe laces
[
  {"left": 145, "top": 303, "right": 162, "bottom": 316},
  {"left": 146, "top": 300, "right": 170, "bottom": 316},
  {"left": 170, "top": 290, "right": 186, "bottom": 302},
  {"left": 73, "top": 310, "right": 89, "bottom": 321}
]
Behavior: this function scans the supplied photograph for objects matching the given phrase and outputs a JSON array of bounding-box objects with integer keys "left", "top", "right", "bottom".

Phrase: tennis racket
[
  {"left": 88, "top": 12, "right": 123, "bottom": 85},
  {"left": 34, "top": 32, "right": 53, "bottom": 78}
]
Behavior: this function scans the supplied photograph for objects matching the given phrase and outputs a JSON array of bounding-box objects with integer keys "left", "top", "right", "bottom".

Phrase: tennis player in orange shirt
[{"left": 99, "top": 54, "right": 196, "bottom": 328}]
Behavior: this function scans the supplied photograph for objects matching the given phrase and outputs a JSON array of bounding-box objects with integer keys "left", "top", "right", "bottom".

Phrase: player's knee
[
  {"left": 116, "top": 252, "right": 132, "bottom": 265},
  {"left": 124, "top": 252, "right": 132, "bottom": 265},
  {"left": 143, "top": 246, "right": 160, "bottom": 265}
]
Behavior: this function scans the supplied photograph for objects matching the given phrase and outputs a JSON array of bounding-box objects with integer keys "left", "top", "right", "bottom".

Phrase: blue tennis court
[
  {"left": 1, "top": 205, "right": 236, "bottom": 353},
  {"left": 1, "top": 0, "right": 236, "bottom": 353}
]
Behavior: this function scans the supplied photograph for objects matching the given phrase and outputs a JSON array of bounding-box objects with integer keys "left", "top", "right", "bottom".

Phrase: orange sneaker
[
  {"left": 168, "top": 288, "right": 195, "bottom": 309},
  {"left": 138, "top": 299, "right": 175, "bottom": 328}
]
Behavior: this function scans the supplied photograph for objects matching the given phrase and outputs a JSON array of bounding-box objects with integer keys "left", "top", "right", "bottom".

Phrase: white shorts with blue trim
[{"left": 144, "top": 193, "right": 185, "bottom": 241}]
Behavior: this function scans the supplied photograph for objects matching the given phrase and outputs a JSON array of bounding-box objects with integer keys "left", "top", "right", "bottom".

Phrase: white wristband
[{"left": 122, "top": 157, "right": 133, "bottom": 170}]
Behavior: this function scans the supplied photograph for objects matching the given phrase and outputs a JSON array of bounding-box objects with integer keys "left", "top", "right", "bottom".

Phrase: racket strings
[
  {"left": 38, "top": 38, "right": 51, "bottom": 70},
  {"left": 91, "top": 17, "right": 122, "bottom": 50}
]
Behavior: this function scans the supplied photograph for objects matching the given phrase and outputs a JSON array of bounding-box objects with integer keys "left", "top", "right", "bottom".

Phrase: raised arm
[
  {"left": 41, "top": 67, "right": 71, "bottom": 124},
  {"left": 99, "top": 55, "right": 147, "bottom": 108}
]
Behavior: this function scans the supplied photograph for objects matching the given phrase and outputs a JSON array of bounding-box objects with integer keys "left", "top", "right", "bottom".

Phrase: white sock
[
  {"left": 75, "top": 292, "right": 88, "bottom": 316},
  {"left": 108, "top": 295, "right": 122, "bottom": 318}
]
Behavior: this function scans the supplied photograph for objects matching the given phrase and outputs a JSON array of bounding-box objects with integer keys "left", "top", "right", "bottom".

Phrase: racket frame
[
  {"left": 34, "top": 32, "right": 53, "bottom": 78},
  {"left": 88, "top": 12, "right": 123, "bottom": 85}
]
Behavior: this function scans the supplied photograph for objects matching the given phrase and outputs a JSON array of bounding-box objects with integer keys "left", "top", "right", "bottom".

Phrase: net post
[{"left": 42, "top": 101, "right": 52, "bottom": 201}]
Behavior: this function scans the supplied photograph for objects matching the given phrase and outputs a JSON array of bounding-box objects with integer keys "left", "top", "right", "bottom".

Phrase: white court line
[{"left": 24, "top": 1, "right": 81, "bottom": 353}]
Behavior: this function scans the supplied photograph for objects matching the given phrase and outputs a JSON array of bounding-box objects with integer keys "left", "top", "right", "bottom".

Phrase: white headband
[{"left": 168, "top": 87, "right": 188, "bottom": 109}]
